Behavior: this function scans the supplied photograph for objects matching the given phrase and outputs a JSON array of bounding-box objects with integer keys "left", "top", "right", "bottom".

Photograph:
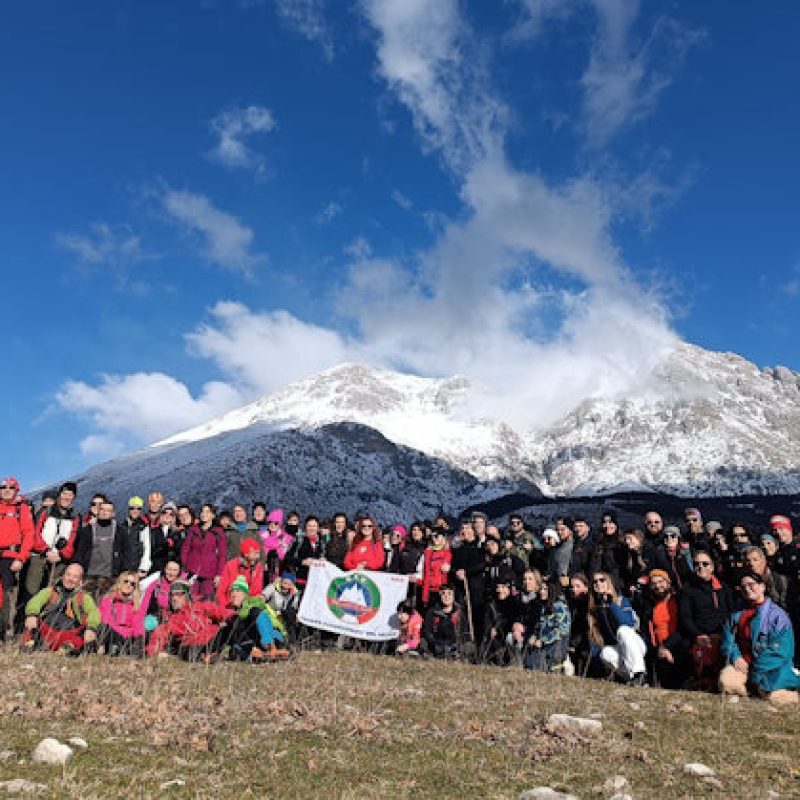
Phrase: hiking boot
[{"left": 266, "top": 643, "right": 291, "bottom": 660}]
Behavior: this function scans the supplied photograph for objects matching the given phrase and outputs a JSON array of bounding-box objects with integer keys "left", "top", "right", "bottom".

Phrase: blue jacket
[
  {"left": 594, "top": 595, "right": 637, "bottom": 648},
  {"left": 722, "top": 598, "right": 800, "bottom": 693}
]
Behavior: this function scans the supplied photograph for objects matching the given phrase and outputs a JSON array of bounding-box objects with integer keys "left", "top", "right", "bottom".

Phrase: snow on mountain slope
[{"left": 71, "top": 343, "right": 800, "bottom": 517}]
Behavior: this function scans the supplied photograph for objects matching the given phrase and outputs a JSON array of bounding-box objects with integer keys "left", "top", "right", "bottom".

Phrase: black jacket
[
  {"left": 678, "top": 575, "right": 733, "bottom": 641},
  {"left": 73, "top": 520, "right": 137, "bottom": 576}
]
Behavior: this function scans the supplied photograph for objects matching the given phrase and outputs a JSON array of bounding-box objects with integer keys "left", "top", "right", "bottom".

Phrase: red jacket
[
  {"left": 216, "top": 558, "right": 265, "bottom": 606},
  {"left": 146, "top": 600, "right": 232, "bottom": 655},
  {"left": 422, "top": 547, "right": 452, "bottom": 604},
  {"left": 343, "top": 540, "right": 385, "bottom": 572},
  {"left": 0, "top": 499, "right": 35, "bottom": 561},
  {"left": 32, "top": 508, "right": 79, "bottom": 560}
]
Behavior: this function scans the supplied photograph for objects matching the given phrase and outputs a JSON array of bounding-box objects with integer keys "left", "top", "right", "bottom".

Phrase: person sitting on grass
[
  {"left": 141, "top": 560, "right": 186, "bottom": 631},
  {"left": 145, "top": 580, "right": 231, "bottom": 662},
  {"left": 640, "top": 569, "right": 686, "bottom": 689},
  {"left": 391, "top": 601, "right": 423, "bottom": 656},
  {"left": 587, "top": 571, "right": 648, "bottom": 686},
  {"left": 422, "top": 585, "right": 468, "bottom": 659},
  {"left": 23, "top": 562, "right": 99, "bottom": 655},
  {"left": 719, "top": 571, "right": 800, "bottom": 705},
  {"left": 97, "top": 571, "right": 146, "bottom": 657},
  {"left": 222, "top": 576, "right": 289, "bottom": 661}
]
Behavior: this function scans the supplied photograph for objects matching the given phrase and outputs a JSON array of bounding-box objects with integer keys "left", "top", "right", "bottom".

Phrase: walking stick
[{"left": 461, "top": 574, "right": 475, "bottom": 644}]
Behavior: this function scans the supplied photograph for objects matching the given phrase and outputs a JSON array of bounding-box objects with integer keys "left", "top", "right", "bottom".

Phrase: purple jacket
[{"left": 181, "top": 525, "right": 227, "bottom": 579}]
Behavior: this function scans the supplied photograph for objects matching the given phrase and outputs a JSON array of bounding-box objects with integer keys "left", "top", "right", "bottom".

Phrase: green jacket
[
  {"left": 239, "top": 595, "right": 286, "bottom": 638},
  {"left": 25, "top": 583, "right": 101, "bottom": 630}
]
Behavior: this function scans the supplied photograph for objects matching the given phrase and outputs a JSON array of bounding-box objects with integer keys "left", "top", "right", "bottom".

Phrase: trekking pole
[{"left": 461, "top": 574, "right": 475, "bottom": 644}]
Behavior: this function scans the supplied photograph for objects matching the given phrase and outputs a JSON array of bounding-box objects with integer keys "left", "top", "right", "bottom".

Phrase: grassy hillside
[{"left": 0, "top": 648, "right": 795, "bottom": 799}]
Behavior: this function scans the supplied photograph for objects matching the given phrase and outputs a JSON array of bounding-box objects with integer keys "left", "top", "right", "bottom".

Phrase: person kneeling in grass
[
  {"left": 222, "top": 576, "right": 290, "bottom": 661},
  {"left": 719, "top": 571, "right": 800, "bottom": 705},
  {"left": 23, "top": 563, "right": 99, "bottom": 655}
]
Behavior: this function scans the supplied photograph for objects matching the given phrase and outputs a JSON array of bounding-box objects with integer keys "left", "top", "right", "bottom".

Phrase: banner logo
[{"left": 326, "top": 573, "right": 382, "bottom": 625}]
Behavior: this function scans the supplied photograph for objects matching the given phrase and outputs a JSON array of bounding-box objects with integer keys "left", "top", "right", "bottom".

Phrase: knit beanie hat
[
  {"left": 649, "top": 569, "right": 671, "bottom": 584},
  {"left": 542, "top": 528, "right": 559, "bottom": 545},
  {"left": 705, "top": 520, "right": 723, "bottom": 535},
  {"left": 267, "top": 508, "right": 284, "bottom": 525},
  {"left": 240, "top": 538, "right": 261, "bottom": 557},
  {"left": 170, "top": 580, "right": 192, "bottom": 597},
  {"left": 663, "top": 525, "right": 681, "bottom": 538},
  {"left": 230, "top": 576, "right": 249, "bottom": 594},
  {"left": 684, "top": 507, "right": 702, "bottom": 523},
  {"left": 392, "top": 525, "right": 407, "bottom": 539},
  {"left": 128, "top": 496, "right": 144, "bottom": 509},
  {"left": 770, "top": 515, "right": 792, "bottom": 533}
]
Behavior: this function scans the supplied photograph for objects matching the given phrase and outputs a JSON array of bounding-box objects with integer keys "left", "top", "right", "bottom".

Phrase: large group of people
[{"left": 1, "top": 476, "right": 799, "bottom": 703}]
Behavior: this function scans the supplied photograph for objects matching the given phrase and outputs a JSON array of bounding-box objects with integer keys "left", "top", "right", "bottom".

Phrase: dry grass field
[{"left": 0, "top": 647, "right": 796, "bottom": 799}]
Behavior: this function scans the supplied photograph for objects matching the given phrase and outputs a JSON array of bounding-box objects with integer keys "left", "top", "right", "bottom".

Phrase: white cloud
[
  {"left": 315, "top": 201, "right": 343, "bottom": 225},
  {"left": 391, "top": 190, "right": 412, "bottom": 210},
  {"left": 56, "top": 372, "right": 244, "bottom": 454},
  {"left": 56, "top": 223, "right": 146, "bottom": 266},
  {"left": 207, "top": 105, "right": 276, "bottom": 175},
  {"left": 343, "top": 237, "right": 373, "bottom": 260},
  {"left": 79, "top": 434, "right": 126, "bottom": 459},
  {"left": 782, "top": 265, "right": 800, "bottom": 297},
  {"left": 274, "top": 0, "right": 334, "bottom": 60},
  {"left": 580, "top": 1, "right": 704, "bottom": 147},
  {"left": 362, "top": 0, "right": 506, "bottom": 173},
  {"left": 511, "top": 0, "right": 703, "bottom": 147},
  {"left": 185, "top": 301, "right": 353, "bottom": 394},
  {"left": 162, "top": 188, "right": 265, "bottom": 273}
]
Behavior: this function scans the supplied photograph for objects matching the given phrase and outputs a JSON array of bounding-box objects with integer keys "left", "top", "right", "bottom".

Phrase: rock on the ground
[
  {"left": 517, "top": 789, "right": 578, "bottom": 800},
  {"left": 31, "top": 738, "right": 73, "bottom": 766},
  {"left": 603, "top": 775, "right": 629, "bottom": 793},
  {"left": 67, "top": 737, "right": 88, "bottom": 749},
  {"left": 0, "top": 779, "right": 47, "bottom": 794},
  {"left": 160, "top": 779, "right": 187, "bottom": 789},
  {"left": 683, "top": 762, "right": 715, "bottom": 777},
  {"left": 546, "top": 713, "right": 603, "bottom": 736},
  {"left": 0, "top": 750, "right": 15, "bottom": 760},
  {"left": 609, "top": 795, "right": 634, "bottom": 800}
]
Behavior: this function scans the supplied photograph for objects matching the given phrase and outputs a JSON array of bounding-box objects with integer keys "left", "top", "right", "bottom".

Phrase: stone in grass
[
  {"left": 160, "top": 779, "right": 187, "bottom": 790},
  {"left": 0, "top": 750, "right": 15, "bottom": 760},
  {"left": 67, "top": 737, "right": 88, "bottom": 750},
  {"left": 546, "top": 713, "right": 603, "bottom": 736},
  {"left": 683, "top": 762, "right": 715, "bottom": 777},
  {"left": 0, "top": 778, "right": 48, "bottom": 794},
  {"left": 603, "top": 775, "right": 629, "bottom": 793},
  {"left": 609, "top": 795, "right": 634, "bottom": 800},
  {"left": 517, "top": 788, "right": 578, "bottom": 800},
  {"left": 31, "top": 739, "right": 73, "bottom": 766}
]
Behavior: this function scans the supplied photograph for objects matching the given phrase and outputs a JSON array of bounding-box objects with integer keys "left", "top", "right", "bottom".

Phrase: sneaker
[{"left": 629, "top": 672, "right": 648, "bottom": 688}]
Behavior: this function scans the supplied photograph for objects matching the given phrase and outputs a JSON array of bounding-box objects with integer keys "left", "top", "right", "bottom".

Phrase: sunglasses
[
  {"left": 361, "top": 524, "right": 373, "bottom": 529},
  {"left": 0, "top": 485, "right": 13, "bottom": 490},
  {"left": 592, "top": 578, "right": 607, "bottom": 584}
]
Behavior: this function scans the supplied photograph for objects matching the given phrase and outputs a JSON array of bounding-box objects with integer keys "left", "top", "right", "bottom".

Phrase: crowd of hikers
[{"left": 1, "top": 476, "right": 799, "bottom": 703}]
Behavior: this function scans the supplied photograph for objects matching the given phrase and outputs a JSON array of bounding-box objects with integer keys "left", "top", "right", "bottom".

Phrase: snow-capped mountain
[{"left": 68, "top": 343, "right": 800, "bottom": 520}]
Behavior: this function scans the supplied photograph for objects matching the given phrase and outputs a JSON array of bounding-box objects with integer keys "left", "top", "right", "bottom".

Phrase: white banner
[{"left": 298, "top": 561, "right": 409, "bottom": 641}]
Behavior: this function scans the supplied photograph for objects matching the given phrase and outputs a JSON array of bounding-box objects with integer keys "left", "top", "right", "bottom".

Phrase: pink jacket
[{"left": 99, "top": 594, "right": 146, "bottom": 638}]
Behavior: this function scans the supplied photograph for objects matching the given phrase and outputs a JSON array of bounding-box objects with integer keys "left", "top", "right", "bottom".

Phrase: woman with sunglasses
[
  {"left": 343, "top": 516, "right": 385, "bottom": 572},
  {"left": 651, "top": 525, "right": 692, "bottom": 590},
  {"left": 98, "top": 571, "right": 146, "bottom": 657},
  {"left": 587, "top": 571, "right": 647, "bottom": 686}
]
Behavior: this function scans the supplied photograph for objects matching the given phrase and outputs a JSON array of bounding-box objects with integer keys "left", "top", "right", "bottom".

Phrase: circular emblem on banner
[{"left": 326, "top": 573, "right": 382, "bottom": 625}]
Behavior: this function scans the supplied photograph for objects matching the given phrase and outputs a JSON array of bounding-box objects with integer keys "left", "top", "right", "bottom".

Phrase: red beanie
[
  {"left": 770, "top": 515, "right": 792, "bottom": 533},
  {"left": 240, "top": 538, "right": 261, "bottom": 556}
]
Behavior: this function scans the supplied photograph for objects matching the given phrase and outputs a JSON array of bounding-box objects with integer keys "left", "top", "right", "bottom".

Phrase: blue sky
[{"left": 2, "top": 1, "right": 799, "bottom": 491}]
